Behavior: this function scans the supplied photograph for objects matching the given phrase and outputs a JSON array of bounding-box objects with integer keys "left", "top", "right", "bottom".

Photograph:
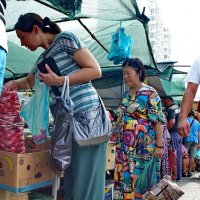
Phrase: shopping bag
[
  {"left": 73, "top": 96, "right": 113, "bottom": 146},
  {"left": 20, "top": 76, "right": 49, "bottom": 144},
  {"left": 135, "top": 157, "right": 158, "bottom": 195},
  {"left": 107, "top": 26, "right": 133, "bottom": 64},
  {"left": 50, "top": 76, "right": 73, "bottom": 171},
  {"left": 142, "top": 175, "right": 184, "bottom": 200},
  {"left": 50, "top": 76, "right": 112, "bottom": 148}
]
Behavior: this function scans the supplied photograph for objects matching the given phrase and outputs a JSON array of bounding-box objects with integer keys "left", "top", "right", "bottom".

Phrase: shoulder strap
[
  {"left": 190, "top": 119, "right": 195, "bottom": 128},
  {"left": 52, "top": 86, "right": 61, "bottom": 96}
]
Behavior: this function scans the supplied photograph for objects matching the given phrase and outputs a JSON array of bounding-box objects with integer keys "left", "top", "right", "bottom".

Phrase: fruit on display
[{"left": 0, "top": 90, "right": 25, "bottom": 153}]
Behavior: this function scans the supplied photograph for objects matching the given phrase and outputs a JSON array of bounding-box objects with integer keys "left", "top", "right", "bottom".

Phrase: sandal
[
  {"left": 187, "top": 172, "right": 192, "bottom": 177},
  {"left": 182, "top": 172, "right": 187, "bottom": 177}
]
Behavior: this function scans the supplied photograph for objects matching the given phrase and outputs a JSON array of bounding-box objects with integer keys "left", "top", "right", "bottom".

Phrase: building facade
[{"left": 137, "top": 0, "right": 171, "bottom": 62}]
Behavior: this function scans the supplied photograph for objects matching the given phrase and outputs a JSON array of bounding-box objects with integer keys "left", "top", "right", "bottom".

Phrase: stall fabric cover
[
  {"left": 5, "top": 0, "right": 156, "bottom": 80},
  {"left": 5, "top": 0, "right": 186, "bottom": 98},
  {"left": 47, "top": 0, "right": 82, "bottom": 18}
]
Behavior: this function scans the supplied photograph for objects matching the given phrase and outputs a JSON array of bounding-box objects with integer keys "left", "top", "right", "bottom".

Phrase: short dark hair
[
  {"left": 162, "top": 95, "right": 174, "bottom": 102},
  {"left": 14, "top": 13, "right": 61, "bottom": 34},
  {"left": 122, "top": 58, "right": 146, "bottom": 81}
]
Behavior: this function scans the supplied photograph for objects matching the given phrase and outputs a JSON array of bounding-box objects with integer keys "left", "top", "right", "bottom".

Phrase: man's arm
[{"left": 178, "top": 82, "right": 198, "bottom": 136}]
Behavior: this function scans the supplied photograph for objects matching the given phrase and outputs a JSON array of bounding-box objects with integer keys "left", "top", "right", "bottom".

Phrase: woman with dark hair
[
  {"left": 114, "top": 58, "right": 164, "bottom": 200},
  {"left": 4, "top": 13, "right": 107, "bottom": 200}
]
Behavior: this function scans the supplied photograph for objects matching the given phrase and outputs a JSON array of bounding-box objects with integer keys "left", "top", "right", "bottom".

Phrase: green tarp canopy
[
  {"left": 5, "top": 0, "right": 155, "bottom": 79},
  {"left": 5, "top": 0, "right": 187, "bottom": 104}
]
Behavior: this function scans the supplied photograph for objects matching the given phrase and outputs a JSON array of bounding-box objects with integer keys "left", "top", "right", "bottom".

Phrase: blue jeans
[{"left": 0, "top": 47, "right": 6, "bottom": 93}]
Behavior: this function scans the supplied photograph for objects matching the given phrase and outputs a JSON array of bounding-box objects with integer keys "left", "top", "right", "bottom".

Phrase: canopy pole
[{"left": 77, "top": 18, "right": 109, "bottom": 53}]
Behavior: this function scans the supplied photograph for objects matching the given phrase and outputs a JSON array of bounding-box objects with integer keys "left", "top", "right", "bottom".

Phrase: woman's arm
[
  {"left": 154, "top": 123, "right": 163, "bottom": 147},
  {"left": 4, "top": 73, "right": 35, "bottom": 90},
  {"left": 71, "top": 48, "right": 102, "bottom": 83},
  {"left": 38, "top": 48, "right": 101, "bottom": 86},
  {"left": 154, "top": 123, "right": 164, "bottom": 158},
  {"left": 15, "top": 73, "right": 35, "bottom": 90}
]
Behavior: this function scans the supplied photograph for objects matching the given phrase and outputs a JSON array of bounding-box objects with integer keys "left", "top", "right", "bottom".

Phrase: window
[
  {"left": 151, "top": 9, "right": 155, "bottom": 15},
  {"left": 150, "top": 33, "right": 156, "bottom": 38}
]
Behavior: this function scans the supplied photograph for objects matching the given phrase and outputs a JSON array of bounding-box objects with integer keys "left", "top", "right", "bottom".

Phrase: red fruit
[
  {"left": 2, "top": 107, "right": 8, "bottom": 113},
  {"left": 6, "top": 103, "right": 12, "bottom": 109}
]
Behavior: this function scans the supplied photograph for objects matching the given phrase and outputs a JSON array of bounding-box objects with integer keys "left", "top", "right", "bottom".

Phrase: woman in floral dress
[{"left": 114, "top": 58, "right": 164, "bottom": 200}]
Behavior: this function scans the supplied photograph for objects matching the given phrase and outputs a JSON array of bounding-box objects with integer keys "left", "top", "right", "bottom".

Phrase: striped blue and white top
[{"left": 31, "top": 31, "right": 100, "bottom": 112}]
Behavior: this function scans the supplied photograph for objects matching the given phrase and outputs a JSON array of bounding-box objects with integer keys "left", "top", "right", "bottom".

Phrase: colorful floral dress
[
  {"left": 161, "top": 118, "right": 170, "bottom": 178},
  {"left": 114, "top": 84, "right": 164, "bottom": 200}
]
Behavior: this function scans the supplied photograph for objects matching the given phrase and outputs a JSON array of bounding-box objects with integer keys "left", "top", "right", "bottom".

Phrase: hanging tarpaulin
[
  {"left": 5, "top": 0, "right": 158, "bottom": 80},
  {"left": 107, "top": 25, "right": 133, "bottom": 65},
  {"left": 46, "top": 0, "right": 82, "bottom": 18}
]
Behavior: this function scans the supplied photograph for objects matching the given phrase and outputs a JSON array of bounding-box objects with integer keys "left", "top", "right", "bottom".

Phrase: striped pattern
[
  {"left": 32, "top": 31, "right": 100, "bottom": 112},
  {"left": 0, "top": 0, "right": 6, "bottom": 25}
]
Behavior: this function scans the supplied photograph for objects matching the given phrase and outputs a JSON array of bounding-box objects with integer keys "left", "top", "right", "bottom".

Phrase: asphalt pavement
[{"left": 177, "top": 172, "right": 200, "bottom": 200}]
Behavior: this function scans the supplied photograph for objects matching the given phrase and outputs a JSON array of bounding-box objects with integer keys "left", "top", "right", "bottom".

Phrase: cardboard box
[
  {"left": 0, "top": 190, "right": 28, "bottom": 200},
  {"left": 25, "top": 135, "right": 51, "bottom": 150},
  {"left": 0, "top": 150, "right": 55, "bottom": 193},
  {"left": 106, "top": 143, "right": 116, "bottom": 170}
]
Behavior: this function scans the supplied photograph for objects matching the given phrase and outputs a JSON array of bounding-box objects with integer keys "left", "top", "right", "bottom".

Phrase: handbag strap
[
  {"left": 61, "top": 76, "right": 70, "bottom": 101},
  {"left": 190, "top": 118, "right": 195, "bottom": 128}
]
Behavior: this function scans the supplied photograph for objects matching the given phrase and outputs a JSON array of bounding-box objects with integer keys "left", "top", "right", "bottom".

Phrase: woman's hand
[
  {"left": 38, "top": 64, "right": 64, "bottom": 86},
  {"left": 154, "top": 147, "right": 163, "bottom": 158}
]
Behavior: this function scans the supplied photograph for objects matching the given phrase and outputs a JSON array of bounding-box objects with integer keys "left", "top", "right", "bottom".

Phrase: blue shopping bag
[
  {"left": 20, "top": 76, "right": 49, "bottom": 144},
  {"left": 135, "top": 157, "right": 158, "bottom": 195},
  {"left": 107, "top": 26, "right": 133, "bottom": 64}
]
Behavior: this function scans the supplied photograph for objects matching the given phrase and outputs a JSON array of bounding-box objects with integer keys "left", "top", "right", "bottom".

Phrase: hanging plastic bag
[
  {"left": 107, "top": 25, "right": 133, "bottom": 64},
  {"left": 135, "top": 157, "right": 158, "bottom": 195},
  {"left": 20, "top": 76, "right": 49, "bottom": 144},
  {"left": 50, "top": 76, "right": 73, "bottom": 171}
]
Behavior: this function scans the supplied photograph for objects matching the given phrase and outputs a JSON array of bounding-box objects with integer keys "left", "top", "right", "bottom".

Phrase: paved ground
[
  {"left": 42, "top": 172, "right": 200, "bottom": 200},
  {"left": 177, "top": 172, "right": 200, "bottom": 200}
]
